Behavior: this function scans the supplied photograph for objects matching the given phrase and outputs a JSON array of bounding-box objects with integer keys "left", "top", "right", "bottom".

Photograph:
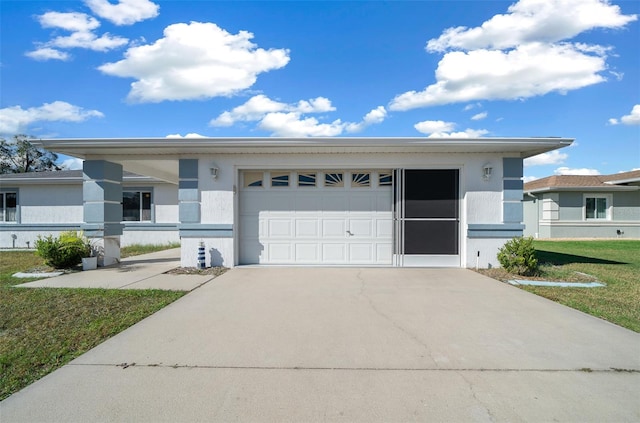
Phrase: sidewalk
[{"left": 15, "top": 248, "right": 212, "bottom": 291}]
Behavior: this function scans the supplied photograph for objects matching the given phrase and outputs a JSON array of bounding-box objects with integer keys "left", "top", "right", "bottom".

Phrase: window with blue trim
[
  {"left": 1, "top": 191, "right": 17, "bottom": 222},
  {"left": 123, "top": 191, "right": 152, "bottom": 222}
]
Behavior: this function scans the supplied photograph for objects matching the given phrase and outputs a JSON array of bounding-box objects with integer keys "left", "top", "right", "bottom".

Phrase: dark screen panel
[
  {"left": 404, "top": 220, "right": 458, "bottom": 255},
  {"left": 404, "top": 170, "right": 458, "bottom": 218}
]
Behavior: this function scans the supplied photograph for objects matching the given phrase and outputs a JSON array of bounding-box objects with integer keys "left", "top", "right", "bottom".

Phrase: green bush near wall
[
  {"left": 497, "top": 236, "right": 539, "bottom": 276},
  {"left": 34, "top": 231, "right": 91, "bottom": 269}
]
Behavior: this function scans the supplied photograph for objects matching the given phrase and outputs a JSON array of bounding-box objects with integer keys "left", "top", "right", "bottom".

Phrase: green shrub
[
  {"left": 497, "top": 236, "right": 539, "bottom": 276},
  {"left": 35, "top": 231, "right": 91, "bottom": 269}
]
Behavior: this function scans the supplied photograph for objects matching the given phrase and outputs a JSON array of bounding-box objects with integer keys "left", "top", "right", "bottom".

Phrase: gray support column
[
  {"left": 83, "top": 160, "right": 124, "bottom": 266},
  {"left": 503, "top": 158, "right": 524, "bottom": 227},
  {"left": 179, "top": 159, "right": 200, "bottom": 224}
]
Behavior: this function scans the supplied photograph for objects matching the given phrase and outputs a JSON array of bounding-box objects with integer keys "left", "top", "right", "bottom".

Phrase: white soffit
[{"left": 36, "top": 137, "right": 573, "bottom": 159}]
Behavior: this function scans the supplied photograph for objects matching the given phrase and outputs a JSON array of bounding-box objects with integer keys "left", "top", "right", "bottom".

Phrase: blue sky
[{"left": 1, "top": 0, "right": 638, "bottom": 180}]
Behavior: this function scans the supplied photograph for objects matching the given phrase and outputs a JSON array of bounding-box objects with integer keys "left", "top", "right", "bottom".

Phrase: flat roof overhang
[
  {"left": 34, "top": 137, "right": 573, "bottom": 184},
  {"left": 36, "top": 137, "right": 573, "bottom": 158},
  {"left": 526, "top": 186, "right": 640, "bottom": 194}
]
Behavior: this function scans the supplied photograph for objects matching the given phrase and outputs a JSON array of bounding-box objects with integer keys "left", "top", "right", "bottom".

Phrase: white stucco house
[
  {"left": 0, "top": 137, "right": 572, "bottom": 268},
  {"left": 523, "top": 170, "right": 640, "bottom": 239}
]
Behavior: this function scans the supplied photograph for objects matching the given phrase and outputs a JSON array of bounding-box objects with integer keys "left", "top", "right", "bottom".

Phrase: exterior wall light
[
  {"left": 210, "top": 164, "right": 219, "bottom": 179},
  {"left": 482, "top": 164, "right": 493, "bottom": 181}
]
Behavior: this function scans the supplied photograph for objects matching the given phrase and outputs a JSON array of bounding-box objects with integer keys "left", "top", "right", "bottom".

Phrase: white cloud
[
  {"left": 211, "top": 95, "right": 386, "bottom": 137},
  {"left": 389, "top": 0, "right": 636, "bottom": 111},
  {"left": 28, "top": 11, "right": 129, "bottom": 60},
  {"left": 0, "top": 101, "right": 104, "bottom": 134},
  {"left": 554, "top": 167, "right": 600, "bottom": 175},
  {"left": 259, "top": 113, "right": 346, "bottom": 137},
  {"left": 609, "top": 104, "right": 640, "bottom": 126},
  {"left": 165, "top": 133, "right": 206, "bottom": 138},
  {"left": 414, "top": 120, "right": 455, "bottom": 134},
  {"left": 524, "top": 150, "right": 568, "bottom": 167},
  {"left": 463, "top": 103, "right": 481, "bottom": 111},
  {"left": 85, "top": 0, "right": 160, "bottom": 25},
  {"left": 25, "top": 48, "right": 70, "bottom": 61},
  {"left": 390, "top": 43, "right": 607, "bottom": 110},
  {"left": 345, "top": 106, "right": 387, "bottom": 132},
  {"left": 414, "top": 119, "right": 487, "bottom": 137},
  {"left": 523, "top": 175, "right": 540, "bottom": 183},
  {"left": 48, "top": 31, "right": 129, "bottom": 52},
  {"left": 427, "top": 129, "right": 489, "bottom": 138},
  {"left": 99, "top": 22, "right": 290, "bottom": 103},
  {"left": 471, "top": 111, "right": 488, "bottom": 121},
  {"left": 426, "top": 0, "right": 636, "bottom": 52},
  {"left": 210, "top": 94, "right": 334, "bottom": 127},
  {"left": 38, "top": 12, "right": 100, "bottom": 32},
  {"left": 60, "top": 157, "right": 84, "bottom": 170}
]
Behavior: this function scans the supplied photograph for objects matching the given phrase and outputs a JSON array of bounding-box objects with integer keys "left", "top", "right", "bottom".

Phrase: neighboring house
[
  {"left": 523, "top": 170, "right": 640, "bottom": 239},
  {"left": 1, "top": 137, "right": 572, "bottom": 268},
  {"left": 0, "top": 170, "right": 179, "bottom": 249}
]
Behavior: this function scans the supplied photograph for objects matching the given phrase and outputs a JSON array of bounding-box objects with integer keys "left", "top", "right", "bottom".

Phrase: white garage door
[{"left": 239, "top": 170, "right": 393, "bottom": 265}]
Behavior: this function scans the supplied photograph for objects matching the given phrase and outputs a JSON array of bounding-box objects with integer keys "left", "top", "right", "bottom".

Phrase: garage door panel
[
  {"left": 267, "top": 219, "right": 292, "bottom": 237},
  {"left": 323, "top": 244, "right": 347, "bottom": 262},
  {"left": 295, "top": 219, "right": 319, "bottom": 237},
  {"left": 377, "top": 193, "right": 393, "bottom": 211},
  {"left": 295, "top": 196, "right": 322, "bottom": 211},
  {"left": 376, "top": 244, "right": 392, "bottom": 261},
  {"left": 349, "top": 194, "right": 374, "bottom": 212},
  {"left": 322, "top": 219, "right": 346, "bottom": 237},
  {"left": 240, "top": 170, "right": 392, "bottom": 265},
  {"left": 349, "top": 243, "right": 373, "bottom": 261},
  {"left": 295, "top": 243, "right": 319, "bottom": 262},
  {"left": 349, "top": 219, "right": 373, "bottom": 237},
  {"left": 376, "top": 219, "right": 393, "bottom": 237},
  {"left": 323, "top": 194, "right": 349, "bottom": 211},
  {"left": 268, "top": 243, "right": 292, "bottom": 262}
]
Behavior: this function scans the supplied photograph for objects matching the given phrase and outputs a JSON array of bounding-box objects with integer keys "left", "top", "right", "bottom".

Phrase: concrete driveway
[{"left": 2, "top": 268, "right": 639, "bottom": 422}]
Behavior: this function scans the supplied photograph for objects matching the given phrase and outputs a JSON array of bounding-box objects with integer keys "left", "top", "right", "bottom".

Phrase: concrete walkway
[
  {"left": 2, "top": 267, "right": 639, "bottom": 422},
  {"left": 16, "top": 248, "right": 211, "bottom": 291}
]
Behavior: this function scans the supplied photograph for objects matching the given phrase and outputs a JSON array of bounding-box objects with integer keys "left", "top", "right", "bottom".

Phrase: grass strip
[
  {"left": 480, "top": 240, "right": 640, "bottom": 333},
  {"left": 0, "top": 249, "right": 184, "bottom": 401}
]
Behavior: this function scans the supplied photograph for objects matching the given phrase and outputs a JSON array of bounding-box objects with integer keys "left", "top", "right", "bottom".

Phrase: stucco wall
[
  {"left": 558, "top": 192, "right": 583, "bottom": 221},
  {"left": 152, "top": 184, "right": 179, "bottom": 223},
  {"left": 188, "top": 152, "right": 515, "bottom": 268},
  {"left": 522, "top": 197, "right": 538, "bottom": 237},
  {"left": 525, "top": 190, "right": 640, "bottom": 239},
  {"left": 1, "top": 179, "right": 179, "bottom": 249},
  {"left": 20, "top": 185, "right": 83, "bottom": 223},
  {"left": 613, "top": 191, "right": 640, "bottom": 221}
]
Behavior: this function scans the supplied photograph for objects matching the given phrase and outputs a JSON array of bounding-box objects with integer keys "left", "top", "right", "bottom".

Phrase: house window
[
  {"left": 379, "top": 172, "right": 392, "bottom": 186},
  {"left": 1, "top": 191, "right": 17, "bottom": 222},
  {"left": 584, "top": 195, "right": 610, "bottom": 220},
  {"left": 325, "top": 173, "right": 344, "bottom": 187},
  {"left": 298, "top": 172, "right": 316, "bottom": 187},
  {"left": 351, "top": 172, "right": 371, "bottom": 188},
  {"left": 244, "top": 172, "right": 264, "bottom": 187},
  {"left": 271, "top": 172, "right": 290, "bottom": 187},
  {"left": 123, "top": 191, "right": 152, "bottom": 222}
]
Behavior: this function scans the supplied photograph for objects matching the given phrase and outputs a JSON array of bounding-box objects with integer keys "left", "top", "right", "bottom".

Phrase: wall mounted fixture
[
  {"left": 210, "top": 164, "right": 219, "bottom": 179},
  {"left": 482, "top": 164, "right": 493, "bottom": 181}
]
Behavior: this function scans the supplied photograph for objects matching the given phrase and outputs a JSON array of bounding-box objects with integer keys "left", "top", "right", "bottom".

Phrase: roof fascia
[{"left": 525, "top": 186, "right": 639, "bottom": 194}]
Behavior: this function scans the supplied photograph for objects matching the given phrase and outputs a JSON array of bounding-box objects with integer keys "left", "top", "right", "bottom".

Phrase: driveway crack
[
  {"left": 357, "top": 270, "right": 439, "bottom": 367},
  {"left": 459, "top": 371, "right": 497, "bottom": 422}
]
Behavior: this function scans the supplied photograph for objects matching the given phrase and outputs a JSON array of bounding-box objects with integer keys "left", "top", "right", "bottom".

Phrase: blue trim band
[
  {"left": 124, "top": 223, "right": 178, "bottom": 231},
  {"left": 179, "top": 224, "right": 233, "bottom": 238},
  {"left": 467, "top": 223, "right": 525, "bottom": 238},
  {"left": 0, "top": 223, "right": 82, "bottom": 232}
]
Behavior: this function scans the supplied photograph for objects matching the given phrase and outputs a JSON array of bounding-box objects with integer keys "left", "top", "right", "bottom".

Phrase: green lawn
[
  {"left": 0, "top": 247, "right": 185, "bottom": 401},
  {"left": 482, "top": 240, "right": 640, "bottom": 333}
]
